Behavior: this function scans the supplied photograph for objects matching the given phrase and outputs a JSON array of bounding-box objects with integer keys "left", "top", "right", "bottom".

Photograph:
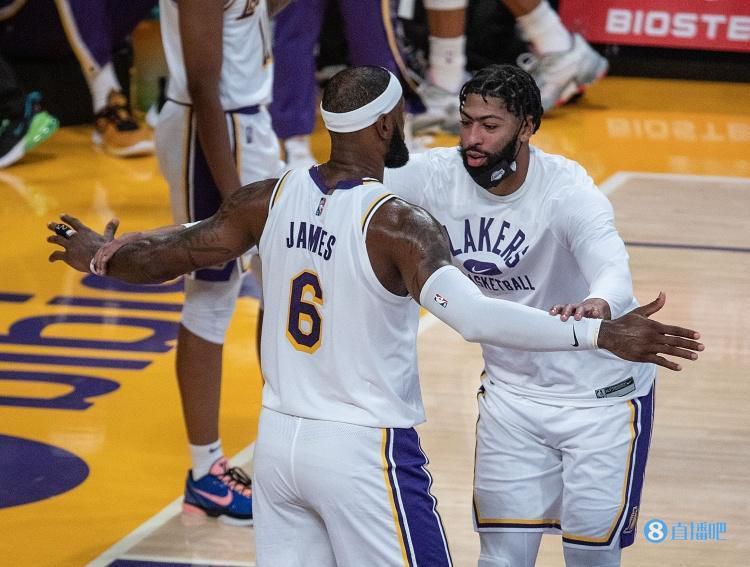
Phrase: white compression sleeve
[{"left": 419, "top": 266, "right": 601, "bottom": 351}]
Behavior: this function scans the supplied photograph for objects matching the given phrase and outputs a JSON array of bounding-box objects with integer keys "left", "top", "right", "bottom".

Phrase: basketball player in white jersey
[
  {"left": 155, "top": 0, "right": 286, "bottom": 524},
  {"left": 384, "top": 64, "right": 672, "bottom": 566},
  {"left": 48, "top": 66, "right": 702, "bottom": 566}
]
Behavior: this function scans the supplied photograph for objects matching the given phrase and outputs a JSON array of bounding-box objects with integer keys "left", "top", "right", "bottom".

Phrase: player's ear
[
  {"left": 519, "top": 116, "right": 535, "bottom": 143},
  {"left": 374, "top": 113, "right": 390, "bottom": 141}
]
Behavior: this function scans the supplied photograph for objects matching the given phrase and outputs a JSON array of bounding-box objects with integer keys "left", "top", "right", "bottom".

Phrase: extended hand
[
  {"left": 550, "top": 298, "right": 611, "bottom": 321},
  {"left": 597, "top": 292, "right": 704, "bottom": 371},
  {"left": 47, "top": 214, "right": 119, "bottom": 274},
  {"left": 91, "top": 230, "right": 145, "bottom": 276}
]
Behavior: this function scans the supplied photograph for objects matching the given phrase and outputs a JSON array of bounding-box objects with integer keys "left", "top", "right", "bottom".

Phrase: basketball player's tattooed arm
[
  {"left": 365, "top": 197, "right": 453, "bottom": 298},
  {"left": 47, "top": 179, "right": 277, "bottom": 283},
  {"left": 367, "top": 199, "right": 703, "bottom": 370}
]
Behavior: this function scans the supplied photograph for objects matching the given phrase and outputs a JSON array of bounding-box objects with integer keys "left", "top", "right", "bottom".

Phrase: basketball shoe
[
  {"left": 0, "top": 92, "right": 58, "bottom": 169},
  {"left": 93, "top": 90, "right": 154, "bottom": 157},
  {"left": 183, "top": 457, "right": 253, "bottom": 526},
  {"left": 517, "top": 33, "right": 609, "bottom": 112},
  {"left": 412, "top": 80, "right": 460, "bottom": 135}
]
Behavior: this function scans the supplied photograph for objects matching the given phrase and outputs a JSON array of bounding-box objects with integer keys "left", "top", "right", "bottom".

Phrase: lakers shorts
[
  {"left": 155, "top": 99, "right": 283, "bottom": 282},
  {"left": 473, "top": 380, "right": 654, "bottom": 550},
  {"left": 254, "top": 408, "right": 452, "bottom": 566}
]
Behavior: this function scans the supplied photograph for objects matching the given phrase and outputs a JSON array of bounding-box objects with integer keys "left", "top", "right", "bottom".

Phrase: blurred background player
[
  {"left": 269, "top": 0, "right": 427, "bottom": 168},
  {"left": 418, "top": 0, "right": 608, "bottom": 128},
  {"left": 155, "top": 0, "right": 284, "bottom": 524},
  {"left": 0, "top": 54, "right": 58, "bottom": 168},
  {"left": 0, "top": 0, "right": 155, "bottom": 156}
]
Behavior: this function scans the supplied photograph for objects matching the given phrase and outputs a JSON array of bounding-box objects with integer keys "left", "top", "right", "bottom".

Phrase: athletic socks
[
  {"left": 190, "top": 440, "right": 224, "bottom": 479},
  {"left": 428, "top": 35, "right": 466, "bottom": 93},
  {"left": 516, "top": 1, "right": 572, "bottom": 55}
]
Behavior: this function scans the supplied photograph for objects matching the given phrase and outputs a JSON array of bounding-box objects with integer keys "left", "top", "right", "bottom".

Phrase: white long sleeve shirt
[{"left": 385, "top": 145, "right": 655, "bottom": 405}]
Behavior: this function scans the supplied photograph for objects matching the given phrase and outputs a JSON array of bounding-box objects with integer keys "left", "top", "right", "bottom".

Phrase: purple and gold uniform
[{"left": 253, "top": 167, "right": 451, "bottom": 566}]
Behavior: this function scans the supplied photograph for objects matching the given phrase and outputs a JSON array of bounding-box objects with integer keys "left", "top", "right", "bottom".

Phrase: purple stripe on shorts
[
  {"left": 562, "top": 385, "right": 654, "bottom": 548},
  {"left": 190, "top": 124, "right": 236, "bottom": 283},
  {"left": 390, "top": 427, "right": 452, "bottom": 566},
  {"left": 620, "top": 385, "right": 654, "bottom": 548}
]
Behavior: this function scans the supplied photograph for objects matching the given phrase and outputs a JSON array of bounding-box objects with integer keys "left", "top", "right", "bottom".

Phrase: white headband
[{"left": 320, "top": 71, "right": 403, "bottom": 133}]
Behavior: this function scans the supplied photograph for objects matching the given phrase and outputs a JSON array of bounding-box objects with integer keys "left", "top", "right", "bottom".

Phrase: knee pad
[
  {"left": 422, "top": 0, "right": 468, "bottom": 11},
  {"left": 181, "top": 269, "right": 241, "bottom": 344},
  {"left": 478, "top": 555, "right": 511, "bottom": 567},
  {"left": 563, "top": 545, "right": 622, "bottom": 567},
  {"left": 479, "top": 532, "right": 541, "bottom": 567}
]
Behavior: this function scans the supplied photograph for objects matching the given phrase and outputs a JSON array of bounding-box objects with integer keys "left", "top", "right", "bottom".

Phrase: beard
[
  {"left": 459, "top": 131, "right": 520, "bottom": 188},
  {"left": 384, "top": 129, "right": 410, "bottom": 168}
]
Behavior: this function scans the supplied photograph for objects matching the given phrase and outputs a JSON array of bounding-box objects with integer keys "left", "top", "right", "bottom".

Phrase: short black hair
[
  {"left": 322, "top": 66, "right": 391, "bottom": 113},
  {"left": 459, "top": 64, "right": 543, "bottom": 133}
]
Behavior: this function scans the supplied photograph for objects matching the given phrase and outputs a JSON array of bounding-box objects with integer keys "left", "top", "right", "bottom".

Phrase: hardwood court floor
[{"left": 0, "top": 76, "right": 748, "bottom": 566}]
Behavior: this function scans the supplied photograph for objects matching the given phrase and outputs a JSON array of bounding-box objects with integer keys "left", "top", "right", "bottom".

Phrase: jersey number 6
[{"left": 286, "top": 271, "right": 323, "bottom": 353}]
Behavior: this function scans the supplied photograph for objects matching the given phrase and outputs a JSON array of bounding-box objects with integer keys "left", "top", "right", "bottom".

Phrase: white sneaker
[
  {"left": 404, "top": 112, "right": 433, "bottom": 154},
  {"left": 413, "top": 80, "right": 460, "bottom": 135},
  {"left": 284, "top": 135, "right": 316, "bottom": 169},
  {"left": 517, "top": 33, "right": 609, "bottom": 111}
]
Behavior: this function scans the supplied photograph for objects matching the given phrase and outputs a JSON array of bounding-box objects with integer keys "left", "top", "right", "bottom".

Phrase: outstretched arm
[
  {"left": 48, "top": 178, "right": 276, "bottom": 284},
  {"left": 367, "top": 199, "right": 703, "bottom": 370}
]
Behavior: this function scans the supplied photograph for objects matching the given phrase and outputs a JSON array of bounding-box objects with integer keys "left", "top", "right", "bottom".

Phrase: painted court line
[
  {"left": 600, "top": 171, "right": 749, "bottom": 254},
  {"left": 87, "top": 443, "right": 256, "bottom": 567},
  {"left": 598, "top": 171, "right": 750, "bottom": 195},
  {"left": 88, "top": 317, "right": 441, "bottom": 566}
]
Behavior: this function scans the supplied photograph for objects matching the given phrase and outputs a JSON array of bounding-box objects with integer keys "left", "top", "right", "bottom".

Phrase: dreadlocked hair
[
  {"left": 459, "top": 64, "right": 543, "bottom": 133},
  {"left": 322, "top": 66, "right": 391, "bottom": 114}
]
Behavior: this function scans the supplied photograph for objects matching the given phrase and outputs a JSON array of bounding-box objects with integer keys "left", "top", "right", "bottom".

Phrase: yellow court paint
[{"left": 0, "top": 75, "right": 748, "bottom": 566}]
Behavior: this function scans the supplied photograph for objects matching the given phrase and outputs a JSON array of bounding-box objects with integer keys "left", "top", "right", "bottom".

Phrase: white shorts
[
  {"left": 473, "top": 380, "right": 654, "bottom": 551},
  {"left": 253, "top": 408, "right": 452, "bottom": 567},
  {"left": 155, "top": 99, "right": 283, "bottom": 283}
]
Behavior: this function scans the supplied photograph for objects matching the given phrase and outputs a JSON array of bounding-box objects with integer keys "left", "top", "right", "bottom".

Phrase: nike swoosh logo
[
  {"left": 571, "top": 324, "right": 579, "bottom": 347},
  {"left": 193, "top": 488, "right": 233, "bottom": 507},
  {"left": 470, "top": 266, "right": 494, "bottom": 274}
]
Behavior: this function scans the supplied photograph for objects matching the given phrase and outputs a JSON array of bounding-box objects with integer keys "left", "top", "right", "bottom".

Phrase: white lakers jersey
[
  {"left": 159, "top": 0, "right": 273, "bottom": 109},
  {"left": 258, "top": 167, "right": 424, "bottom": 428},
  {"left": 385, "top": 146, "right": 656, "bottom": 405}
]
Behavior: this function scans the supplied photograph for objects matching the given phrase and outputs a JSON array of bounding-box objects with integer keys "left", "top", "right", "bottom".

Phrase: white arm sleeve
[
  {"left": 419, "top": 265, "right": 601, "bottom": 351},
  {"left": 553, "top": 179, "right": 634, "bottom": 318}
]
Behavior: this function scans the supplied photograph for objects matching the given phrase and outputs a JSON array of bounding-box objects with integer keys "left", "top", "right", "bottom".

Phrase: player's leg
[
  {"left": 479, "top": 532, "right": 542, "bottom": 567},
  {"left": 424, "top": 1, "right": 467, "bottom": 94},
  {"left": 52, "top": 0, "right": 154, "bottom": 155},
  {"left": 337, "top": 0, "right": 432, "bottom": 141},
  {"left": 474, "top": 381, "right": 563, "bottom": 566},
  {"left": 268, "top": 0, "right": 325, "bottom": 169},
  {"left": 299, "top": 421, "right": 452, "bottom": 566},
  {"left": 155, "top": 101, "right": 252, "bottom": 524},
  {"left": 254, "top": 408, "right": 337, "bottom": 566},
  {"left": 562, "top": 545, "right": 622, "bottom": 566},
  {"left": 506, "top": 0, "right": 608, "bottom": 111},
  {"left": 559, "top": 386, "right": 655, "bottom": 566}
]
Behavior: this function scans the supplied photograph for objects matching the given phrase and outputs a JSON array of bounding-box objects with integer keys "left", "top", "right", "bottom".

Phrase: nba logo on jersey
[
  {"left": 315, "top": 197, "right": 327, "bottom": 216},
  {"left": 434, "top": 293, "right": 448, "bottom": 308}
]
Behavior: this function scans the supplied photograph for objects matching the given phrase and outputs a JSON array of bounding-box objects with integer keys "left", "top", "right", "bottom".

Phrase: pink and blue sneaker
[{"left": 183, "top": 457, "right": 253, "bottom": 526}]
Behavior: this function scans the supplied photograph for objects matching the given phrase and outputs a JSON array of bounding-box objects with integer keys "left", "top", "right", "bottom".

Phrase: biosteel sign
[{"left": 559, "top": 0, "right": 750, "bottom": 52}]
